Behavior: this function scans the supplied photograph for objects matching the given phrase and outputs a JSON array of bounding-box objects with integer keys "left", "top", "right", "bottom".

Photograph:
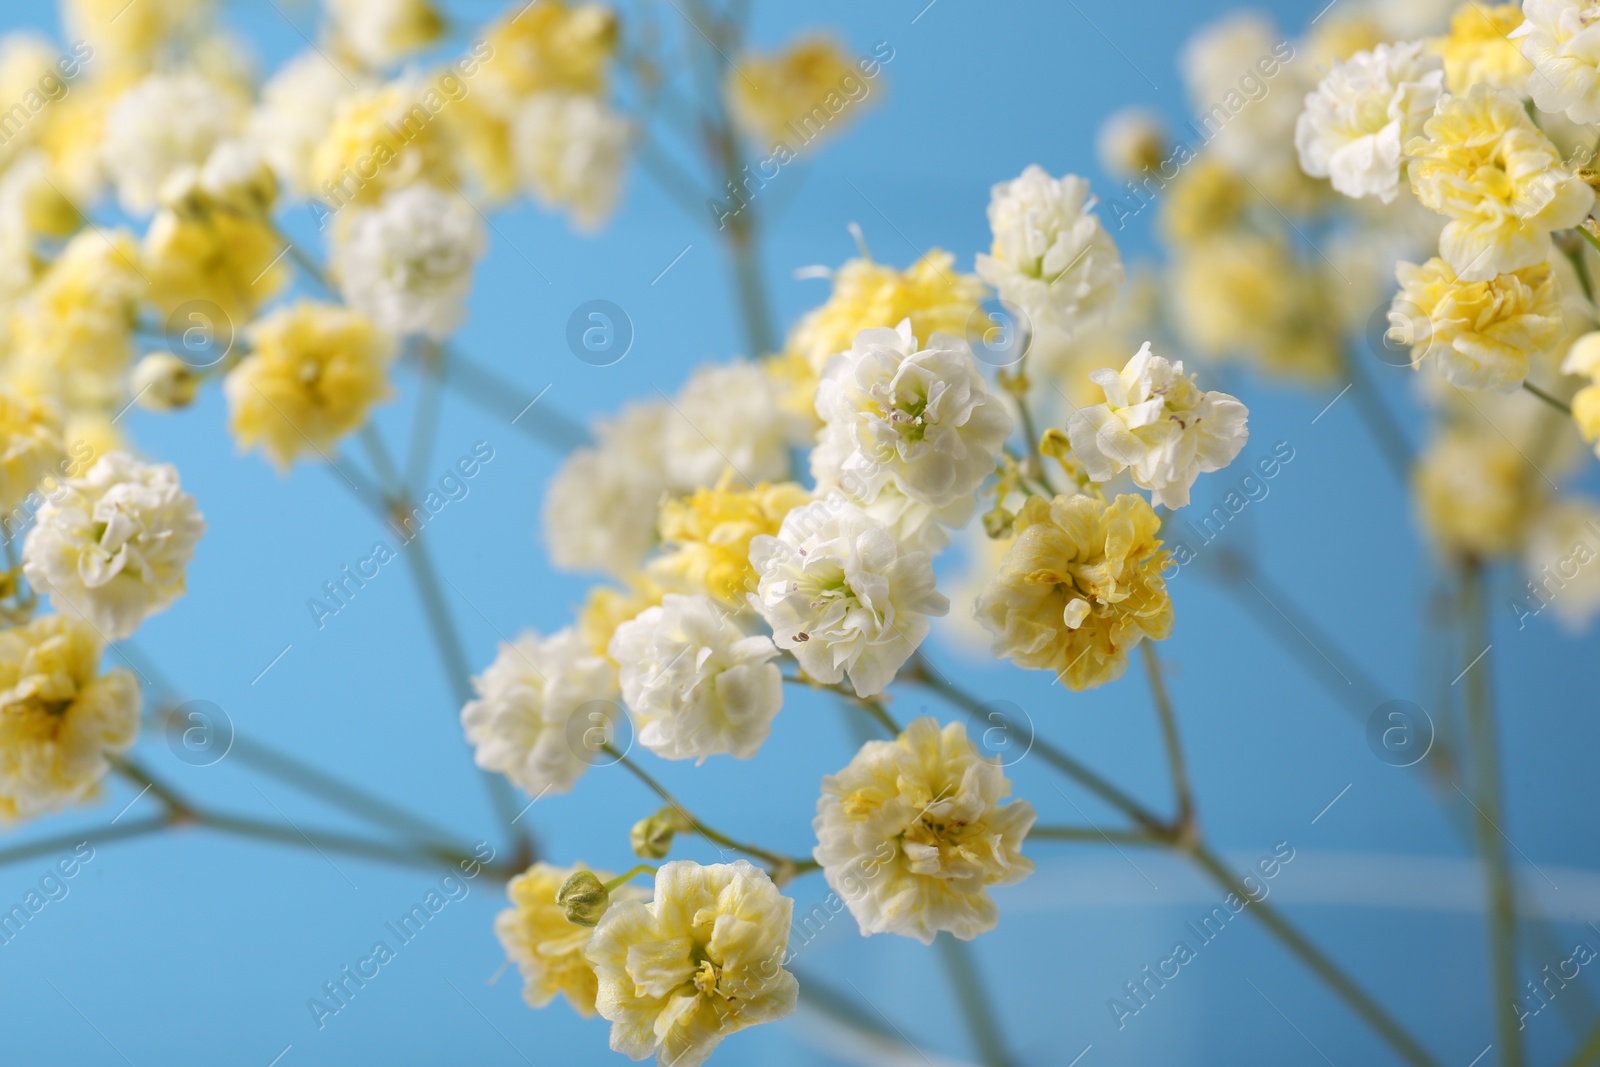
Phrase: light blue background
[{"left": 1, "top": 0, "right": 1596, "bottom": 1064}]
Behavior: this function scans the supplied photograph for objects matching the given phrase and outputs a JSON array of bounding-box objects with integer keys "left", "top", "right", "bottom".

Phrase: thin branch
[{"left": 935, "top": 935, "right": 1018, "bottom": 1067}]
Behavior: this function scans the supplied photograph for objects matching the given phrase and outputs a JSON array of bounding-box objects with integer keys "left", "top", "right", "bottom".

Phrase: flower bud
[
  {"left": 130, "top": 354, "right": 200, "bottom": 411},
  {"left": 1097, "top": 108, "right": 1167, "bottom": 178},
  {"left": 630, "top": 809, "right": 683, "bottom": 860},
  {"left": 557, "top": 869, "right": 609, "bottom": 927}
]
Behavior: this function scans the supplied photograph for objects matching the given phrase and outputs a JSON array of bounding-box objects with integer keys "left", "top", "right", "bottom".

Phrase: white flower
[
  {"left": 250, "top": 52, "right": 367, "bottom": 198},
  {"left": 1524, "top": 497, "right": 1600, "bottom": 632},
  {"left": 813, "top": 718, "right": 1035, "bottom": 944},
  {"left": 663, "top": 362, "right": 793, "bottom": 490},
  {"left": 976, "top": 167, "right": 1124, "bottom": 338},
  {"left": 1096, "top": 107, "right": 1167, "bottom": 177},
  {"left": 813, "top": 320, "right": 1012, "bottom": 515},
  {"left": 102, "top": 71, "right": 244, "bottom": 215},
  {"left": 609, "top": 594, "right": 782, "bottom": 761},
  {"left": 460, "top": 628, "right": 620, "bottom": 797},
  {"left": 1513, "top": 0, "right": 1600, "bottom": 124},
  {"left": 749, "top": 500, "right": 947, "bottom": 697},
  {"left": 512, "top": 91, "right": 630, "bottom": 231},
  {"left": 544, "top": 402, "right": 672, "bottom": 576},
  {"left": 22, "top": 453, "right": 205, "bottom": 641},
  {"left": 334, "top": 184, "right": 486, "bottom": 340},
  {"left": 1067, "top": 342, "right": 1250, "bottom": 509},
  {"left": 327, "top": 0, "right": 443, "bottom": 70},
  {"left": 1179, "top": 13, "right": 1310, "bottom": 182},
  {"left": 1294, "top": 42, "right": 1445, "bottom": 203}
]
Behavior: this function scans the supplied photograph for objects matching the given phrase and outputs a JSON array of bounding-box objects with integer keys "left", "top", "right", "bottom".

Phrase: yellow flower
[
  {"left": 34, "top": 75, "right": 130, "bottom": 202},
  {"left": 1571, "top": 378, "right": 1600, "bottom": 458},
  {"left": 576, "top": 574, "right": 666, "bottom": 658},
  {"left": 310, "top": 79, "right": 461, "bottom": 208},
  {"left": 1158, "top": 157, "right": 1247, "bottom": 246},
  {"left": 63, "top": 0, "right": 207, "bottom": 73},
  {"left": 442, "top": 94, "right": 518, "bottom": 203},
  {"left": 0, "top": 384, "right": 64, "bottom": 513},
  {"left": 0, "top": 614, "right": 140, "bottom": 821},
  {"left": 8, "top": 229, "right": 145, "bottom": 411},
  {"left": 650, "top": 476, "right": 810, "bottom": 604},
  {"left": 587, "top": 860, "right": 798, "bottom": 1067},
  {"left": 727, "top": 37, "right": 868, "bottom": 149},
  {"left": 478, "top": 1, "right": 617, "bottom": 106},
  {"left": 1405, "top": 85, "right": 1594, "bottom": 282},
  {"left": 495, "top": 862, "right": 642, "bottom": 1016},
  {"left": 1430, "top": 3, "right": 1533, "bottom": 95},
  {"left": 143, "top": 171, "right": 290, "bottom": 324},
  {"left": 976, "top": 493, "right": 1173, "bottom": 691},
  {"left": 224, "top": 301, "right": 396, "bottom": 470},
  {"left": 1415, "top": 428, "right": 1535, "bottom": 558},
  {"left": 1392, "top": 257, "right": 1565, "bottom": 391}
]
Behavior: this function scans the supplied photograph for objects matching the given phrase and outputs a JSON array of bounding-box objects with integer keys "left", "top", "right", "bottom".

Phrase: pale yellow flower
[
  {"left": 1415, "top": 428, "right": 1535, "bottom": 558},
  {"left": 310, "top": 79, "right": 461, "bottom": 208},
  {"left": 976, "top": 493, "right": 1173, "bottom": 691},
  {"left": 577, "top": 575, "right": 667, "bottom": 659},
  {"left": 587, "top": 860, "right": 798, "bottom": 1067},
  {"left": 63, "top": 0, "right": 208, "bottom": 73},
  {"left": 143, "top": 169, "right": 289, "bottom": 324},
  {"left": 0, "top": 614, "right": 140, "bottom": 821},
  {"left": 728, "top": 38, "right": 868, "bottom": 149},
  {"left": 814, "top": 717, "right": 1035, "bottom": 944},
  {"left": 328, "top": 0, "right": 445, "bottom": 70},
  {"left": 0, "top": 384, "right": 64, "bottom": 513},
  {"left": 1430, "top": 3, "right": 1534, "bottom": 95},
  {"left": 495, "top": 862, "right": 643, "bottom": 1016},
  {"left": 650, "top": 476, "right": 810, "bottom": 605},
  {"left": 1392, "top": 257, "right": 1565, "bottom": 391},
  {"left": 477, "top": 1, "right": 617, "bottom": 108},
  {"left": 1405, "top": 85, "right": 1594, "bottom": 282},
  {"left": 1158, "top": 157, "right": 1247, "bottom": 246},
  {"left": 224, "top": 301, "right": 396, "bottom": 470}
]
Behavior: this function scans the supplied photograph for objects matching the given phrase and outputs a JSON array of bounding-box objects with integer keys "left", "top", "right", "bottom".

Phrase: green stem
[
  {"left": 602, "top": 863, "right": 659, "bottom": 891},
  {"left": 1141, "top": 643, "right": 1193, "bottom": 832},
  {"left": 1563, "top": 1021, "right": 1600, "bottom": 1067},
  {"left": 934, "top": 934, "right": 1018, "bottom": 1067},
  {"left": 1030, "top": 825, "right": 1162, "bottom": 845},
  {"left": 432, "top": 343, "right": 588, "bottom": 453},
  {"left": 1522, "top": 380, "right": 1573, "bottom": 416},
  {"left": 0, "top": 816, "right": 169, "bottom": 870}
]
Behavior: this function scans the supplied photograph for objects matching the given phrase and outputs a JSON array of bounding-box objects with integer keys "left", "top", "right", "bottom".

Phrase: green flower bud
[
  {"left": 630, "top": 809, "right": 681, "bottom": 860},
  {"left": 557, "top": 869, "right": 609, "bottom": 927}
]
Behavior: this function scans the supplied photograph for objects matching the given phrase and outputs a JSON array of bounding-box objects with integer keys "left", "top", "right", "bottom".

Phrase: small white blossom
[
  {"left": 327, "top": 0, "right": 442, "bottom": 70},
  {"left": 976, "top": 166, "right": 1124, "bottom": 339},
  {"left": 460, "top": 628, "right": 619, "bottom": 797},
  {"left": 23, "top": 453, "right": 206, "bottom": 641},
  {"left": 544, "top": 402, "right": 672, "bottom": 576},
  {"left": 102, "top": 71, "right": 244, "bottom": 215},
  {"left": 512, "top": 91, "right": 630, "bottom": 231},
  {"left": 334, "top": 184, "right": 486, "bottom": 340},
  {"left": 1067, "top": 342, "right": 1250, "bottom": 509},
  {"left": 749, "top": 500, "right": 948, "bottom": 697},
  {"left": 1524, "top": 497, "right": 1600, "bottom": 632},
  {"left": 1513, "top": 0, "right": 1600, "bottom": 124},
  {"left": 610, "top": 593, "right": 782, "bottom": 761},
  {"left": 1295, "top": 41, "right": 1445, "bottom": 203},
  {"left": 250, "top": 52, "right": 368, "bottom": 198},
  {"left": 663, "top": 362, "right": 793, "bottom": 490}
]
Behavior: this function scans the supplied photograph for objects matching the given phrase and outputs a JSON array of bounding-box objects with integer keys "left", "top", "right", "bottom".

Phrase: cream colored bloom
[
  {"left": 496, "top": 861, "right": 643, "bottom": 1016},
  {"left": 976, "top": 494, "right": 1173, "bottom": 691},
  {"left": 1294, "top": 42, "right": 1444, "bottom": 203},
  {"left": 512, "top": 92, "right": 629, "bottom": 231},
  {"left": 102, "top": 71, "right": 244, "bottom": 216},
  {"left": 460, "top": 628, "right": 619, "bottom": 797},
  {"left": 143, "top": 163, "right": 289, "bottom": 324},
  {"left": 477, "top": 1, "right": 617, "bottom": 107},
  {"left": 1415, "top": 428, "right": 1534, "bottom": 557},
  {"left": 610, "top": 593, "right": 782, "bottom": 761},
  {"left": 22, "top": 453, "right": 205, "bottom": 642},
  {"left": 577, "top": 574, "right": 666, "bottom": 659},
  {"left": 225, "top": 302, "right": 396, "bottom": 470},
  {"left": 333, "top": 184, "right": 485, "bottom": 340},
  {"left": 976, "top": 166, "right": 1124, "bottom": 339},
  {"left": 1405, "top": 85, "right": 1594, "bottom": 281},
  {"left": 727, "top": 37, "right": 868, "bottom": 148},
  {"left": 129, "top": 354, "right": 199, "bottom": 412},
  {"left": 0, "top": 614, "right": 139, "bottom": 821},
  {"left": 1392, "top": 257, "right": 1565, "bottom": 391},
  {"left": 749, "top": 499, "right": 948, "bottom": 697},
  {"left": 328, "top": 0, "right": 444, "bottom": 70},
  {"left": 1562, "top": 332, "right": 1600, "bottom": 457},
  {"left": 1067, "top": 342, "right": 1249, "bottom": 508},
  {"left": 1431, "top": 3, "right": 1533, "bottom": 94},
  {"left": 662, "top": 362, "right": 793, "bottom": 489},
  {"left": 63, "top": 0, "right": 207, "bottom": 72},
  {"left": 814, "top": 717, "right": 1034, "bottom": 944},
  {"left": 812, "top": 320, "right": 1012, "bottom": 512},
  {"left": 587, "top": 860, "right": 798, "bottom": 1067},
  {"left": 1513, "top": 0, "right": 1600, "bottom": 122},
  {"left": 0, "top": 384, "right": 64, "bottom": 512},
  {"left": 1523, "top": 497, "right": 1600, "bottom": 631},
  {"left": 251, "top": 52, "right": 369, "bottom": 198},
  {"left": 311, "top": 78, "right": 460, "bottom": 208},
  {"left": 544, "top": 402, "right": 671, "bottom": 576},
  {"left": 1097, "top": 108, "right": 1167, "bottom": 177},
  {"left": 651, "top": 477, "right": 811, "bottom": 604}
]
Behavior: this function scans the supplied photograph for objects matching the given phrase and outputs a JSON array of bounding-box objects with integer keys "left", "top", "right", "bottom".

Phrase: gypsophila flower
[
  {"left": 1294, "top": 41, "right": 1444, "bottom": 203},
  {"left": 101, "top": 71, "right": 245, "bottom": 216},
  {"left": 1392, "top": 257, "right": 1565, "bottom": 391},
  {"left": 651, "top": 477, "right": 811, "bottom": 604},
  {"left": 587, "top": 860, "right": 798, "bottom": 1067},
  {"left": 0, "top": 614, "right": 139, "bottom": 821},
  {"left": 1523, "top": 497, "right": 1600, "bottom": 631},
  {"left": 327, "top": 0, "right": 444, "bottom": 70},
  {"left": 334, "top": 184, "right": 486, "bottom": 340},
  {"left": 250, "top": 52, "right": 370, "bottom": 198},
  {"left": 814, "top": 717, "right": 1035, "bottom": 944},
  {"left": 23, "top": 453, "right": 205, "bottom": 642},
  {"left": 1415, "top": 428, "right": 1535, "bottom": 557},
  {"left": 727, "top": 37, "right": 868, "bottom": 148},
  {"left": 812, "top": 320, "right": 1012, "bottom": 512},
  {"left": 1097, "top": 108, "right": 1167, "bottom": 177},
  {"left": 512, "top": 91, "right": 629, "bottom": 231},
  {"left": 496, "top": 862, "right": 644, "bottom": 1016},
  {"left": 1513, "top": 0, "right": 1600, "bottom": 123},
  {"left": 544, "top": 401, "right": 672, "bottom": 576},
  {"left": 1067, "top": 342, "right": 1249, "bottom": 509},
  {"left": 610, "top": 593, "right": 782, "bottom": 761},
  {"left": 976, "top": 166, "right": 1124, "bottom": 339},
  {"left": 662, "top": 362, "right": 793, "bottom": 489},
  {"left": 749, "top": 499, "right": 948, "bottom": 697},
  {"left": 1432, "top": 3, "right": 1533, "bottom": 95},
  {"left": 460, "top": 628, "right": 620, "bottom": 798},
  {"left": 0, "top": 383, "right": 65, "bottom": 512}
]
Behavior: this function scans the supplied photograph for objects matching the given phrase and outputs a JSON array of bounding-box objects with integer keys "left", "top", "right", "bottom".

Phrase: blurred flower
[
  {"left": 587, "top": 860, "right": 798, "bottom": 1067},
  {"left": 976, "top": 166, "right": 1124, "bottom": 339},
  {"left": 328, "top": 0, "right": 445, "bottom": 70},
  {"left": 496, "top": 862, "right": 643, "bottom": 1016},
  {"left": 1067, "top": 342, "right": 1249, "bottom": 508},
  {"left": 102, "top": 71, "right": 245, "bottom": 216},
  {"left": 129, "top": 354, "right": 199, "bottom": 412},
  {"left": 1294, "top": 42, "right": 1445, "bottom": 204},
  {"left": 661, "top": 362, "right": 792, "bottom": 489},
  {"left": 143, "top": 163, "right": 289, "bottom": 324},
  {"left": 1157, "top": 158, "right": 1248, "bottom": 246},
  {"left": 749, "top": 499, "right": 948, "bottom": 697},
  {"left": 814, "top": 717, "right": 1035, "bottom": 944},
  {"left": 1431, "top": 2, "right": 1533, "bottom": 95},
  {"left": 812, "top": 320, "right": 1012, "bottom": 511},
  {"left": 1405, "top": 85, "right": 1594, "bottom": 282},
  {"left": 251, "top": 52, "right": 369, "bottom": 198},
  {"left": 1513, "top": 0, "right": 1600, "bottom": 123},
  {"left": 23, "top": 453, "right": 205, "bottom": 641},
  {"left": 224, "top": 301, "right": 396, "bottom": 470},
  {"left": 544, "top": 402, "right": 671, "bottom": 576},
  {"left": 0, "top": 384, "right": 63, "bottom": 512},
  {"left": 511, "top": 91, "right": 629, "bottom": 230},
  {"left": 610, "top": 593, "right": 783, "bottom": 761},
  {"left": 63, "top": 0, "right": 209, "bottom": 73},
  {"left": 651, "top": 477, "right": 810, "bottom": 605},
  {"left": 478, "top": 1, "right": 617, "bottom": 107},
  {"left": 576, "top": 574, "right": 667, "bottom": 658},
  {"left": 312, "top": 78, "right": 461, "bottom": 209},
  {"left": 0, "top": 614, "right": 139, "bottom": 821},
  {"left": 1097, "top": 108, "right": 1167, "bottom": 177},
  {"left": 727, "top": 37, "right": 868, "bottom": 149},
  {"left": 1415, "top": 428, "right": 1535, "bottom": 557},
  {"left": 1523, "top": 497, "right": 1600, "bottom": 631},
  {"left": 1393, "top": 257, "right": 1564, "bottom": 391},
  {"left": 976, "top": 493, "right": 1172, "bottom": 691},
  {"left": 333, "top": 184, "right": 485, "bottom": 340},
  {"left": 460, "top": 628, "right": 619, "bottom": 797}
]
